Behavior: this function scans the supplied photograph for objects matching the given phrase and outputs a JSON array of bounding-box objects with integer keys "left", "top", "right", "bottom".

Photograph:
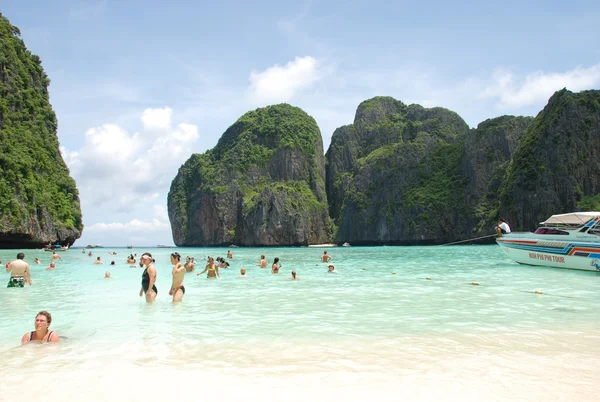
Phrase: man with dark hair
[
  {"left": 6, "top": 252, "right": 31, "bottom": 287},
  {"left": 495, "top": 218, "right": 511, "bottom": 238}
]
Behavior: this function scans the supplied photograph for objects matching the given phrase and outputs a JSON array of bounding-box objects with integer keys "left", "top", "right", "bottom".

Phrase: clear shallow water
[{"left": 0, "top": 245, "right": 599, "bottom": 401}]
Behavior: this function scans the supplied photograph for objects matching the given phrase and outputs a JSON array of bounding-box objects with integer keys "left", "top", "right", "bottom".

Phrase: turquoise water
[{"left": 1, "top": 245, "right": 599, "bottom": 401}]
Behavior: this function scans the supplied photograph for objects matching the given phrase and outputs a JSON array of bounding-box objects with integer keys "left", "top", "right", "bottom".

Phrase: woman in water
[
  {"left": 139, "top": 252, "right": 157, "bottom": 303},
  {"left": 197, "top": 256, "right": 219, "bottom": 278},
  {"left": 271, "top": 257, "right": 281, "bottom": 274},
  {"left": 169, "top": 252, "right": 186, "bottom": 302},
  {"left": 21, "top": 311, "right": 60, "bottom": 344}
]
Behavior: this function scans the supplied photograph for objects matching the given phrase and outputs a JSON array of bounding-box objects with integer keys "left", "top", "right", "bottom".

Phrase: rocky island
[
  {"left": 168, "top": 104, "right": 330, "bottom": 246},
  {"left": 0, "top": 14, "right": 82, "bottom": 248}
]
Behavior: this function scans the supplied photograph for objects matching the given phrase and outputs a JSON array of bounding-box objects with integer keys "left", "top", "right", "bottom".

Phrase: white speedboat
[{"left": 497, "top": 212, "right": 600, "bottom": 272}]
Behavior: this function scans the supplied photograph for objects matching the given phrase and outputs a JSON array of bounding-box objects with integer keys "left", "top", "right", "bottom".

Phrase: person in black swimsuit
[
  {"left": 139, "top": 252, "right": 158, "bottom": 303},
  {"left": 21, "top": 311, "right": 60, "bottom": 344}
]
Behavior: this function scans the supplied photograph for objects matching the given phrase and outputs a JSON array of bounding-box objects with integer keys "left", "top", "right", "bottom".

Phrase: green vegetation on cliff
[
  {"left": 0, "top": 14, "right": 82, "bottom": 233},
  {"left": 169, "top": 103, "right": 329, "bottom": 245}
]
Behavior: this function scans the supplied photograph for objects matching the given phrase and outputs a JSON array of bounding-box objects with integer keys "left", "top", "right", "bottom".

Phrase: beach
[{"left": 1, "top": 245, "right": 599, "bottom": 401}]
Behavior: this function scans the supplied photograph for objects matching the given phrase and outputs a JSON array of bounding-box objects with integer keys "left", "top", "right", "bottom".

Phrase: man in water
[
  {"left": 257, "top": 254, "right": 268, "bottom": 268},
  {"left": 51, "top": 252, "right": 61, "bottom": 261},
  {"left": 290, "top": 270, "right": 300, "bottom": 280},
  {"left": 105, "top": 271, "right": 111, "bottom": 279},
  {"left": 238, "top": 267, "right": 247, "bottom": 278},
  {"left": 6, "top": 253, "right": 31, "bottom": 287},
  {"left": 21, "top": 311, "right": 60, "bottom": 344},
  {"left": 46, "top": 262, "right": 56, "bottom": 271},
  {"left": 327, "top": 264, "right": 338, "bottom": 273},
  {"left": 33, "top": 258, "right": 41, "bottom": 264},
  {"left": 94, "top": 257, "right": 102, "bottom": 265},
  {"left": 227, "top": 250, "right": 233, "bottom": 259},
  {"left": 321, "top": 250, "right": 332, "bottom": 263},
  {"left": 496, "top": 218, "right": 511, "bottom": 238}
]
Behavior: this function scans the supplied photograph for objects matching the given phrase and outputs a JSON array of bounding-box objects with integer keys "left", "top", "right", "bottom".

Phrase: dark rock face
[
  {"left": 461, "top": 116, "right": 533, "bottom": 234},
  {"left": 499, "top": 89, "right": 600, "bottom": 231},
  {"left": 326, "top": 97, "right": 472, "bottom": 244},
  {"left": 168, "top": 104, "right": 330, "bottom": 246},
  {"left": 0, "top": 14, "right": 82, "bottom": 249}
]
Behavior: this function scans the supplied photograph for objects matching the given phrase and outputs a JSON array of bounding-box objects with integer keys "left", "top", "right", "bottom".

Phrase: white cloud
[
  {"left": 86, "top": 218, "right": 169, "bottom": 233},
  {"left": 247, "top": 56, "right": 323, "bottom": 105},
  {"left": 63, "top": 108, "right": 199, "bottom": 213},
  {"left": 479, "top": 64, "right": 600, "bottom": 109},
  {"left": 141, "top": 107, "right": 173, "bottom": 131}
]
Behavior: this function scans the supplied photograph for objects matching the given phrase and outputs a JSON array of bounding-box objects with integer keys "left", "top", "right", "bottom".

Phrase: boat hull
[{"left": 497, "top": 236, "right": 600, "bottom": 272}]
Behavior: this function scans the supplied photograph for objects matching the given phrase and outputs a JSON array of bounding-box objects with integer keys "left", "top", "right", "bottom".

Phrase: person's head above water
[
  {"left": 17, "top": 252, "right": 24, "bottom": 260},
  {"left": 139, "top": 252, "right": 154, "bottom": 267},
  {"left": 291, "top": 270, "right": 297, "bottom": 278},
  {"left": 36, "top": 311, "right": 52, "bottom": 327},
  {"left": 240, "top": 267, "right": 246, "bottom": 274},
  {"left": 105, "top": 271, "right": 111, "bottom": 278},
  {"left": 171, "top": 252, "right": 181, "bottom": 263}
]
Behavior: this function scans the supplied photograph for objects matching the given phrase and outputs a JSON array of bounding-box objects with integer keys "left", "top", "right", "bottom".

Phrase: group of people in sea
[{"left": 4, "top": 249, "right": 339, "bottom": 343}]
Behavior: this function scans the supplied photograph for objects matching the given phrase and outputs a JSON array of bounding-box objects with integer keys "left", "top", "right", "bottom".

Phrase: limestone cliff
[
  {"left": 168, "top": 104, "right": 330, "bottom": 246},
  {"left": 326, "top": 96, "right": 471, "bottom": 244},
  {"left": 499, "top": 89, "right": 600, "bottom": 230},
  {"left": 0, "top": 14, "right": 82, "bottom": 248}
]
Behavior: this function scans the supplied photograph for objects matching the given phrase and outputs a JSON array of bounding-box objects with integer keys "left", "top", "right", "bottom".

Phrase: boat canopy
[{"left": 541, "top": 212, "right": 600, "bottom": 225}]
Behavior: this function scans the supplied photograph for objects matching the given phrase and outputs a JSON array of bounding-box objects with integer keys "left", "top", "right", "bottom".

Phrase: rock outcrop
[
  {"left": 499, "top": 89, "right": 600, "bottom": 230},
  {"left": 462, "top": 115, "right": 533, "bottom": 234},
  {"left": 168, "top": 104, "right": 330, "bottom": 246},
  {"left": 325, "top": 96, "right": 471, "bottom": 244},
  {"left": 0, "top": 14, "right": 82, "bottom": 248}
]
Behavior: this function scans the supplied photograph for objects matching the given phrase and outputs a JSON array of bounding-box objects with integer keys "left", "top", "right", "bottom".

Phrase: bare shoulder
[
  {"left": 49, "top": 332, "right": 60, "bottom": 343},
  {"left": 21, "top": 332, "right": 30, "bottom": 344}
]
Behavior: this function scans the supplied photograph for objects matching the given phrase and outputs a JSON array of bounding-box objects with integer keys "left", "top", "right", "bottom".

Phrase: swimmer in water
[
  {"left": 327, "top": 264, "right": 338, "bottom": 273},
  {"left": 169, "top": 252, "right": 186, "bottom": 302},
  {"left": 321, "top": 250, "right": 332, "bottom": 263},
  {"left": 227, "top": 250, "right": 233, "bottom": 259},
  {"left": 105, "top": 271, "right": 111, "bottom": 279},
  {"left": 33, "top": 258, "right": 41, "bottom": 264},
  {"left": 6, "top": 253, "right": 32, "bottom": 287},
  {"left": 139, "top": 252, "right": 157, "bottom": 303},
  {"left": 257, "top": 254, "right": 267, "bottom": 268},
  {"left": 21, "top": 311, "right": 60, "bottom": 344},
  {"left": 197, "top": 256, "right": 219, "bottom": 278},
  {"left": 290, "top": 270, "right": 300, "bottom": 280},
  {"left": 238, "top": 267, "right": 247, "bottom": 278},
  {"left": 271, "top": 257, "right": 281, "bottom": 274},
  {"left": 45, "top": 262, "right": 56, "bottom": 271},
  {"left": 184, "top": 256, "right": 195, "bottom": 272}
]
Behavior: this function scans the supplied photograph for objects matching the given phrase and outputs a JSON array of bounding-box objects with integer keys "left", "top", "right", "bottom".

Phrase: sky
[{"left": 1, "top": 0, "right": 600, "bottom": 246}]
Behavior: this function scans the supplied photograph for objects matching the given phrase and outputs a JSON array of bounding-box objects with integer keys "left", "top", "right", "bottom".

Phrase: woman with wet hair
[{"left": 139, "top": 252, "right": 157, "bottom": 303}]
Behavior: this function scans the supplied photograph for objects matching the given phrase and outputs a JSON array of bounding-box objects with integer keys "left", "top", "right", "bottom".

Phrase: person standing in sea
[
  {"left": 271, "top": 257, "right": 281, "bottom": 274},
  {"left": 257, "top": 254, "right": 268, "bottom": 268},
  {"left": 197, "top": 256, "right": 219, "bottom": 278},
  {"left": 321, "top": 250, "right": 332, "bottom": 263},
  {"left": 169, "top": 252, "right": 186, "bottom": 302},
  {"left": 6, "top": 253, "right": 31, "bottom": 287},
  {"left": 139, "top": 252, "right": 158, "bottom": 302}
]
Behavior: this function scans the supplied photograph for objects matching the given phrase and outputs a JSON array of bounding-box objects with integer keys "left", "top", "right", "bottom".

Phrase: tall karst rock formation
[
  {"left": 168, "top": 104, "right": 330, "bottom": 246},
  {"left": 325, "top": 96, "right": 530, "bottom": 244},
  {"left": 498, "top": 89, "right": 600, "bottom": 230},
  {"left": 0, "top": 14, "right": 82, "bottom": 248}
]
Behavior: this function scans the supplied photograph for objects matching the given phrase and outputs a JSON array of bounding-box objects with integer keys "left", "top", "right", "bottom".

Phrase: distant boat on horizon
[{"left": 156, "top": 244, "right": 174, "bottom": 248}]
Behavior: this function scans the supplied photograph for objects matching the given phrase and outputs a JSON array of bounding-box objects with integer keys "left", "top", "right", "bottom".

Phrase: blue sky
[{"left": 2, "top": 0, "right": 600, "bottom": 246}]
